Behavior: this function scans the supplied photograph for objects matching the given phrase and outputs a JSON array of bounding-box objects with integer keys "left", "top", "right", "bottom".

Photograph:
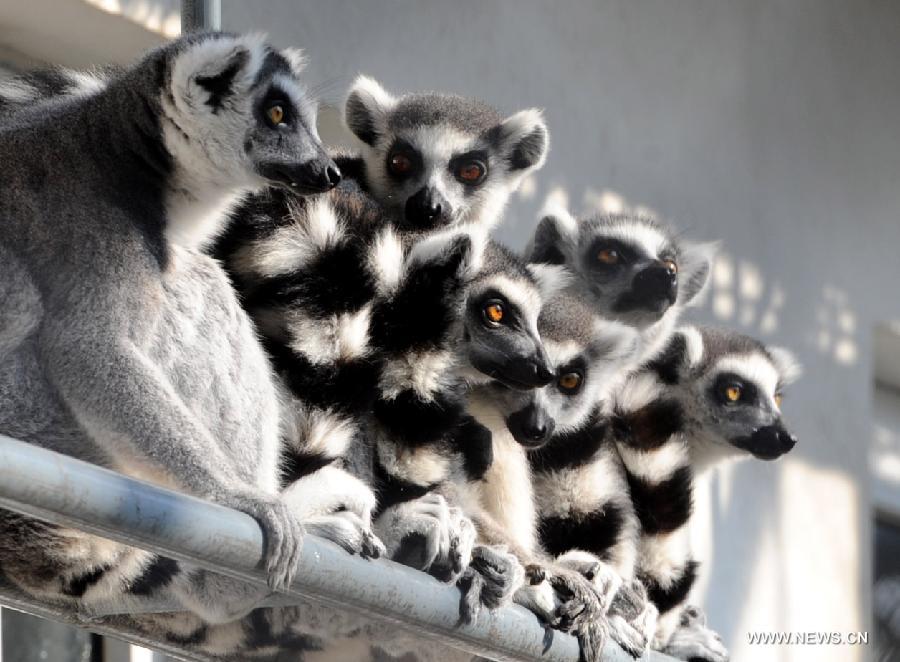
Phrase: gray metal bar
[
  {"left": 0, "top": 435, "right": 579, "bottom": 661},
  {"left": 0, "top": 435, "right": 667, "bottom": 662},
  {"left": 181, "top": 0, "right": 221, "bottom": 32}
]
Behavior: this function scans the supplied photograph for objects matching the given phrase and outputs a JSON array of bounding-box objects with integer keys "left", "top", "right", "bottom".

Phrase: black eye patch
[
  {"left": 710, "top": 372, "right": 759, "bottom": 407},
  {"left": 385, "top": 139, "right": 423, "bottom": 181},
  {"left": 468, "top": 288, "right": 523, "bottom": 330},
  {"left": 586, "top": 237, "right": 639, "bottom": 269},
  {"left": 556, "top": 356, "right": 588, "bottom": 395},
  {"left": 256, "top": 87, "right": 296, "bottom": 127}
]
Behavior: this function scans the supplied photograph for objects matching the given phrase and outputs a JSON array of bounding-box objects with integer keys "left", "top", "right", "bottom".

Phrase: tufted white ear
[
  {"left": 526, "top": 203, "right": 578, "bottom": 265},
  {"left": 171, "top": 33, "right": 267, "bottom": 111},
  {"left": 678, "top": 240, "right": 719, "bottom": 305},
  {"left": 527, "top": 262, "right": 573, "bottom": 300},
  {"left": 493, "top": 108, "right": 549, "bottom": 173},
  {"left": 280, "top": 47, "right": 307, "bottom": 76},
  {"left": 768, "top": 346, "right": 802, "bottom": 384},
  {"left": 344, "top": 75, "right": 396, "bottom": 146},
  {"left": 404, "top": 223, "right": 487, "bottom": 282}
]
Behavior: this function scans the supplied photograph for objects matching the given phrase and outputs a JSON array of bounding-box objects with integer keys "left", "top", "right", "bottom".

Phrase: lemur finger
[
  {"left": 468, "top": 545, "right": 524, "bottom": 610},
  {"left": 576, "top": 619, "right": 609, "bottom": 662},
  {"left": 606, "top": 615, "right": 649, "bottom": 659},
  {"left": 456, "top": 567, "right": 486, "bottom": 624}
]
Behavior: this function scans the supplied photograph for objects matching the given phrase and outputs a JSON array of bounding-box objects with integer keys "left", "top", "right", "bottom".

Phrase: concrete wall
[{"left": 220, "top": 2, "right": 900, "bottom": 660}]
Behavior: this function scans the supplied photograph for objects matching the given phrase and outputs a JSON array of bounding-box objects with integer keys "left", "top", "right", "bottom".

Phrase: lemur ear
[
  {"left": 174, "top": 34, "right": 264, "bottom": 110},
  {"left": 492, "top": 108, "right": 549, "bottom": 173},
  {"left": 280, "top": 47, "right": 308, "bottom": 76},
  {"left": 678, "top": 241, "right": 719, "bottom": 305},
  {"left": 526, "top": 202, "right": 578, "bottom": 265},
  {"left": 404, "top": 224, "right": 486, "bottom": 282},
  {"left": 768, "top": 346, "right": 802, "bottom": 384},
  {"left": 527, "top": 263, "right": 573, "bottom": 300},
  {"left": 345, "top": 75, "right": 396, "bottom": 146}
]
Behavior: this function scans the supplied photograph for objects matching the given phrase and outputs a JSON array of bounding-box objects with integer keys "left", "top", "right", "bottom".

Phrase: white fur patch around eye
[
  {"left": 543, "top": 339, "right": 587, "bottom": 369},
  {"left": 473, "top": 272, "right": 542, "bottom": 324},
  {"left": 370, "top": 226, "right": 404, "bottom": 295},
  {"left": 591, "top": 223, "right": 668, "bottom": 260},
  {"left": 287, "top": 306, "right": 371, "bottom": 365},
  {"left": 378, "top": 350, "right": 458, "bottom": 400},
  {"left": 616, "top": 441, "right": 690, "bottom": 484},
  {"left": 614, "top": 372, "right": 664, "bottom": 414},
  {"left": 406, "top": 125, "right": 478, "bottom": 169},
  {"left": 0, "top": 77, "right": 38, "bottom": 102},
  {"left": 713, "top": 353, "right": 780, "bottom": 398}
]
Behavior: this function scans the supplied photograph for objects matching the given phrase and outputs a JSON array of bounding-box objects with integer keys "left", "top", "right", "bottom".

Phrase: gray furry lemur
[{"left": 0, "top": 31, "right": 349, "bottom": 623}]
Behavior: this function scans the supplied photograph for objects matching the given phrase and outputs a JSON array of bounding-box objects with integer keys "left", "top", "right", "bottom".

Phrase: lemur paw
[
  {"left": 305, "top": 510, "right": 385, "bottom": 560},
  {"left": 663, "top": 605, "right": 729, "bottom": 662},
  {"left": 606, "top": 580, "right": 658, "bottom": 659},
  {"left": 375, "top": 494, "right": 474, "bottom": 581},
  {"left": 557, "top": 555, "right": 623, "bottom": 614},
  {"left": 457, "top": 545, "right": 525, "bottom": 623},
  {"left": 224, "top": 493, "right": 304, "bottom": 592},
  {"left": 514, "top": 564, "right": 609, "bottom": 661}
]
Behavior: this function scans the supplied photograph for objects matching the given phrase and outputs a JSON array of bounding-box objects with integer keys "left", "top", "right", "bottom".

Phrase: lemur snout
[
  {"left": 632, "top": 262, "right": 678, "bottom": 307},
  {"left": 740, "top": 423, "right": 797, "bottom": 460},
  {"left": 406, "top": 187, "right": 451, "bottom": 228},
  {"left": 507, "top": 404, "right": 556, "bottom": 448},
  {"left": 259, "top": 156, "right": 340, "bottom": 194}
]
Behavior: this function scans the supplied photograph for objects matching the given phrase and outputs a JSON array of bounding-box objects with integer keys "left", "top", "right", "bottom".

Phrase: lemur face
[
  {"left": 461, "top": 247, "right": 552, "bottom": 391},
  {"left": 528, "top": 209, "right": 714, "bottom": 331},
  {"left": 345, "top": 76, "right": 548, "bottom": 232},
  {"left": 482, "top": 293, "right": 638, "bottom": 449},
  {"left": 167, "top": 35, "right": 338, "bottom": 195},
  {"left": 682, "top": 327, "right": 801, "bottom": 461}
]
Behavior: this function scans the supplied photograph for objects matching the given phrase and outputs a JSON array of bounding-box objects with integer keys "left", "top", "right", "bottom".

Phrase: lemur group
[{"left": 0, "top": 32, "right": 801, "bottom": 662}]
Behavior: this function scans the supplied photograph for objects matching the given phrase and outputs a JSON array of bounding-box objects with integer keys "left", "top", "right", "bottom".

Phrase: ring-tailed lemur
[
  {"left": 342, "top": 75, "right": 548, "bottom": 234},
  {"left": 611, "top": 325, "right": 800, "bottom": 661},
  {"left": 0, "top": 32, "right": 342, "bottom": 623},
  {"left": 527, "top": 205, "right": 715, "bottom": 367},
  {"left": 371, "top": 236, "right": 553, "bottom": 600},
  {"left": 431, "top": 277, "right": 640, "bottom": 661},
  {"left": 212, "top": 79, "right": 550, "bottom": 585}
]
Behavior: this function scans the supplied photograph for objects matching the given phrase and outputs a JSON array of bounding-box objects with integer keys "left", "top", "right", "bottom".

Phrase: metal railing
[{"left": 0, "top": 434, "right": 673, "bottom": 662}]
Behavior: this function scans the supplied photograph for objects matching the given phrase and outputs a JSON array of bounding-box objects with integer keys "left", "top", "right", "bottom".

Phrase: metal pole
[
  {"left": 181, "top": 0, "right": 221, "bottom": 33},
  {"left": 0, "top": 435, "right": 589, "bottom": 662}
]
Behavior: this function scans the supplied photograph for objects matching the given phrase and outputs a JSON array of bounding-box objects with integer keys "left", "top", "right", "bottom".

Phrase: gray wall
[{"left": 222, "top": 2, "right": 900, "bottom": 660}]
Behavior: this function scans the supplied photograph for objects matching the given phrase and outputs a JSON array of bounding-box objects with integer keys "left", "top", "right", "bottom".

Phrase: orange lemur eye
[
  {"left": 457, "top": 161, "right": 486, "bottom": 184},
  {"left": 774, "top": 393, "right": 783, "bottom": 408},
  {"left": 663, "top": 259, "right": 678, "bottom": 275},
  {"left": 483, "top": 301, "right": 504, "bottom": 326},
  {"left": 597, "top": 248, "right": 619, "bottom": 265},
  {"left": 725, "top": 385, "right": 742, "bottom": 402},
  {"left": 559, "top": 372, "right": 582, "bottom": 390},
  {"left": 389, "top": 153, "right": 413, "bottom": 175},
  {"left": 267, "top": 105, "right": 285, "bottom": 126}
]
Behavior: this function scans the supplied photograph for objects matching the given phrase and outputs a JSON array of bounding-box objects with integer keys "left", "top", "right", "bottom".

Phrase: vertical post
[{"left": 181, "top": 0, "right": 221, "bottom": 33}]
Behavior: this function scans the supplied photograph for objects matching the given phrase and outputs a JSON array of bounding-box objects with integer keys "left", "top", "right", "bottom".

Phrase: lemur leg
[
  {"left": 41, "top": 317, "right": 303, "bottom": 593},
  {"left": 662, "top": 605, "right": 728, "bottom": 662},
  {"left": 282, "top": 465, "right": 384, "bottom": 559}
]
